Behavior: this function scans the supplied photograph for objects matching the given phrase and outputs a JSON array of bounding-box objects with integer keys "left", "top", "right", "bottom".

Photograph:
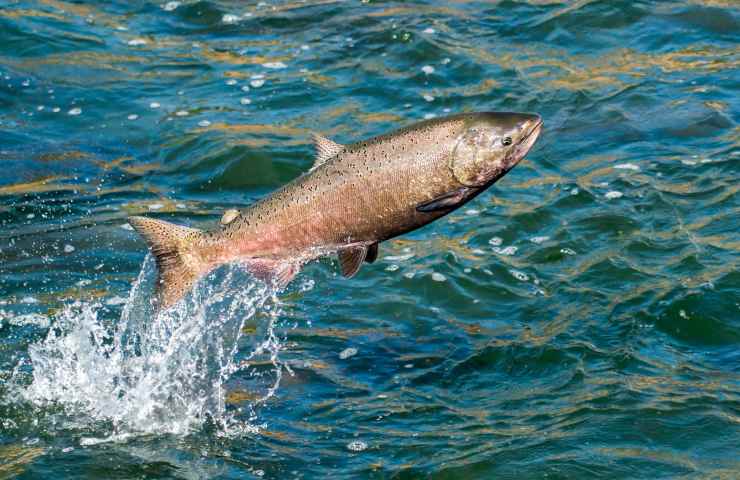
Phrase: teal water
[{"left": 1, "top": 0, "right": 739, "bottom": 478}]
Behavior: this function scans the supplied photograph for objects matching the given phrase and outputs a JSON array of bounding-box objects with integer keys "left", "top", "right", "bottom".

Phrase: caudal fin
[{"left": 128, "top": 216, "right": 205, "bottom": 309}]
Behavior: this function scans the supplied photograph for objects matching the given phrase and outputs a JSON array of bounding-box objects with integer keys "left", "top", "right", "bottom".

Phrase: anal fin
[
  {"left": 365, "top": 243, "right": 379, "bottom": 264},
  {"left": 244, "top": 259, "right": 300, "bottom": 289}
]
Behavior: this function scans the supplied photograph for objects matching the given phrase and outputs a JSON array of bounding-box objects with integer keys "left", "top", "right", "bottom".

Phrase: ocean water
[{"left": 0, "top": 0, "right": 738, "bottom": 478}]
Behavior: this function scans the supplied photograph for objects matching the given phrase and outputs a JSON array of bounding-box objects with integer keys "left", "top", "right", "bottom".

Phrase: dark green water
[{"left": 1, "top": 0, "right": 739, "bottom": 478}]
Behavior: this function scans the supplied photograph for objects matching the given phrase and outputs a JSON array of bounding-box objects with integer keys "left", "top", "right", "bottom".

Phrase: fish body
[{"left": 129, "top": 112, "right": 542, "bottom": 308}]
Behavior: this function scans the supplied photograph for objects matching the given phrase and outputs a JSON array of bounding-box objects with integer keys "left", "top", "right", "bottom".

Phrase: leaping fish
[{"left": 129, "top": 112, "right": 543, "bottom": 309}]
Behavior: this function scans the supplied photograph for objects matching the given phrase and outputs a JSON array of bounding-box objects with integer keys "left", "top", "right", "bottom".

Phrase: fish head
[{"left": 450, "top": 112, "right": 542, "bottom": 187}]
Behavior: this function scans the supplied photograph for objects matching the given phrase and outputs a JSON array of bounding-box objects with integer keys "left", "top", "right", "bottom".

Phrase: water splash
[{"left": 14, "top": 255, "right": 287, "bottom": 440}]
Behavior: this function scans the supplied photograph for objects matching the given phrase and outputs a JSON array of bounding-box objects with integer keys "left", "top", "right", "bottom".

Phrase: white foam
[
  {"left": 149, "top": 102, "right": 160, "bottom": 109},
  {"left": 488, "top": 236, "right": 503, "bottom": 247},
  {"left": 604, "top": 191, "right": 623, "bottom": 199},
  {"left": 493, "top": 246, "right": 517, "bottom": 256},
  {"left": 106, "top": 296, "right": 127, "bottom": 306},
  {"left": 431, "top": 272, "right": 446, "bottom": 282},
  {"left": 530, "top": 236, "right": 550, "bottom": 244},
  {"left": 68, "top": 107, "right": 82, "bottom": 116},
  {"left": 162, "top": 1, "right": 180, "bottom": 11},
  {"left": 424, "top": 113, "right": 436, "bottom": 120},
  {"left": 225, "top": 79, "right": 237, "bottom": 86},
  {"left": 423, "top": 94, "right": 434, "bottom": 102},
  {"left": 614, "top": 163, "right": 639, "bottom": 171},
  {"left": 240, "top": 97, "right": 251, "bottom": 105},
  {"left": 262, "top": 62, "right": 287, "bottom": 69},
  {"left": 339, "top": 347, "right": 357, "bottom": 360},
  {"left": 421, "top": 65, "right": 435, "bottom": 75},
  {"left": 560, "top": 247, "right": 576, "bottom": 256},
  {"left": 127, "top": 38, "right": 148, "bottom": 46},
  {"left": 198, "top": 120, "right": 211, "bottom": 127},
  {"left": 175, "top": 110, "right": 189, "bottom": 116},
  {"left": 63, "top": 244, "right": 75, "bottom": 253},
  {"left": 16, "top": 258, "right": 284, "bottom": 438},
  {"left": 423, "top": 27, "right": 435, "bottom": 34},
  {"left": 222, "top": 14, "right": 240, "bottom": 24},
  {"left": 148, "top": 203, "right": 164, "bottom": 210},
  {"left": 250, "top": 79, "right": 265, "bottom": 88},
  {"left": 8, "top": 313, "right": 49, "bottom": 328},
  {"left": 127, "top": 114, "right": 138, "bottom": 121}
]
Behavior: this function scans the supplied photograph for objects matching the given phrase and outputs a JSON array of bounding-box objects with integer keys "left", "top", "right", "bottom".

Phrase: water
[{"left": 0, "top": 0, "right": 738, "bottom": 478}]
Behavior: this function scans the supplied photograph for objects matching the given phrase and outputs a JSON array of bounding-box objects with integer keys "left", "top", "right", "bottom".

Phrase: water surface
[{"left": 1, "top": 0, "right": 739, "bottom": 478}]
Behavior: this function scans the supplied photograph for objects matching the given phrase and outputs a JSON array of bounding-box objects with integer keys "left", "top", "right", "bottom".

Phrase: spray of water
[{"left": 14, "top": 255, "right": 288, "bottom": 441}]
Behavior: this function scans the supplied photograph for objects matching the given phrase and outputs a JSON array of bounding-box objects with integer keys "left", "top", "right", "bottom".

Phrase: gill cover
[{"left": 449, "top": 127, "right": 506, "bottom": 186}]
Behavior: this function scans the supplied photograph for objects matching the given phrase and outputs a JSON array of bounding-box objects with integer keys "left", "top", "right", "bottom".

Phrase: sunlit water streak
[{"left": 11, "top": 255, "right": 287, "bottom": 441}]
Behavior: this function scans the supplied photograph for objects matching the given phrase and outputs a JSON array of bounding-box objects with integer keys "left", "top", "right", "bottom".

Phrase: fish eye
[{"left": 501, "top": 137, "right": 512, "bottom": 146}]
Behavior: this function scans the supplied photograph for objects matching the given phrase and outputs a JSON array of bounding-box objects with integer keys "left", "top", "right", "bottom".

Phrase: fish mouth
[{"left": 512, "top": 117, "right": 543, "bottom": 163}]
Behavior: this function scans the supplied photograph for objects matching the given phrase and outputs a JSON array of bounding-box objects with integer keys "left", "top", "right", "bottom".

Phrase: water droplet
[
  {"left": 421, "top": 65, "right": 435, "bottom": 75},
  {"left": 560, "top": 247, "right": 576, "bottom": 256},
  {"left": 225, "top": 79, "right": 237, "bottom": 86},
  {"left": 605, "top": 191, "right": 623, "bottom": 199},
  {"left": 149, "top": 102, "right": 160, "bottom": 109},
  {"left": 250, "top": 79, "right": 265, "bottom": 88},
  {"left": 240, "top": 97, "right": 251, "bottom": 105},
  {"left": 347, "top": 440, "right": 367, "bottom": 452},
  {"left": 423, "top": 94, "right": 435, "bottom": 102},
  {"left": 385, "top": 264, "right": 399, "bottom": 272},
  {"left": 198, "top": 120, "right": 211, "bottom": 127},
  {"left": 64, "top": 244, "right": 75, "bottom": 253},
  {"left": 68, "top": 107, "right": 82, "bottom": 116},
  {"left": 488, "top": 236, "right": 503, "bottom": 247},
  {"left": 431, "top": 272, "right": 446, "bottom": 282},
  {"left": 52, "top": 107, "right": 60, "bottom": 113},
  {"left": 510, "top": 269, "right": 528, "bottom": 281},
  {"left": 530, "top": 236, "right": 550, "bottom": 244},
  {"left": 127, "top": 114, "right": 138, "bottom": 121},
  {"left": 127, "top": 38, "right": 148, "bottom": 46}
]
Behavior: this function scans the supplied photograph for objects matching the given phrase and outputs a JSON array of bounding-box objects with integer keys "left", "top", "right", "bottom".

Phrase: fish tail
[{"left": 128, "top": 215, "right": 206, "bottom": 309}]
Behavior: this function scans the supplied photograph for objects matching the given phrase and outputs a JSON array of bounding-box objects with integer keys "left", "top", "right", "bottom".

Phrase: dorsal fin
[
  {"left": 220, "top": 209, "right": 240, "bottom": 225},
  {"left": 338, "top": 245, "right": 367, "bottom": 278},
  {"left": 311, "top": 133, "right": 343, "bottom": 169}
]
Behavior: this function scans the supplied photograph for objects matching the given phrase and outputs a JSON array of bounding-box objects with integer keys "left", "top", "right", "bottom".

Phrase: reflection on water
[{"left": 0, "top": 0, "right": 738, "bottom": 478}]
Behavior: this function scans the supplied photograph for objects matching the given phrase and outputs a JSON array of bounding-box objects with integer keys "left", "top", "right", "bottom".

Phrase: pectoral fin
[
  {"left": 338, "top": 246, "right": 368, "bottom": 278},
  {"left": 416, "top": 187, "right": 473, "bottom": 213}
]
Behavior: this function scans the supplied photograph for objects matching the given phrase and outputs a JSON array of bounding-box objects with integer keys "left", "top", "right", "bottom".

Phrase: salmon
[{"left": 129, "top": 112, "right": 543, "bottom": 308}]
